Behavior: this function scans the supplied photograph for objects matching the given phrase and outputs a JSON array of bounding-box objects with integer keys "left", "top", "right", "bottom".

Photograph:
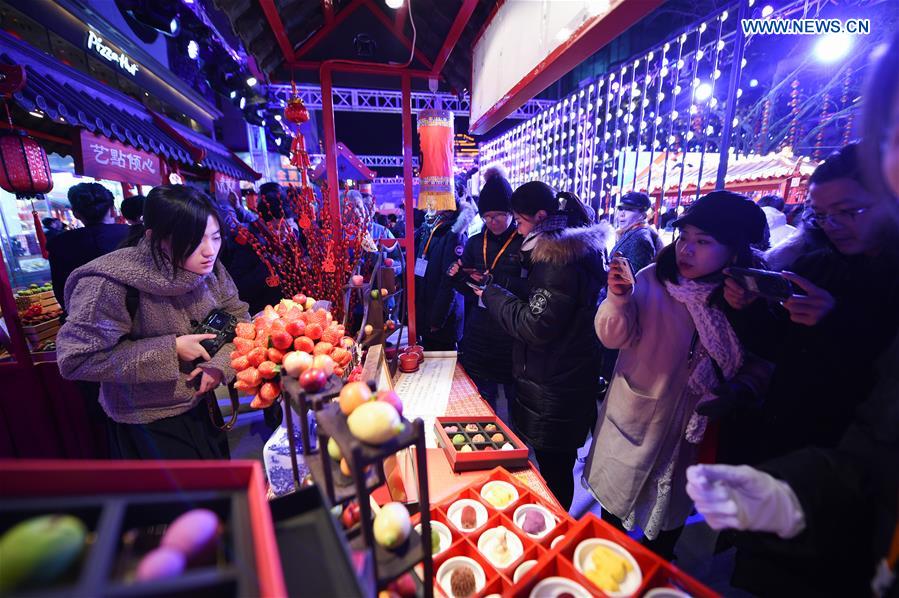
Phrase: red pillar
[
  {"left": 320, "top": 66, "right": 342, "bottom": 236},
  {"left": 401, "top": 74, "right": 416, "bottom": 344}
]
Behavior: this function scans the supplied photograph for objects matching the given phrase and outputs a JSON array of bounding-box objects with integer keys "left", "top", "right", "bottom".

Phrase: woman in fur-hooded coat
[{"left": 481, "top": 182, "right": 611, "bottom": 508}]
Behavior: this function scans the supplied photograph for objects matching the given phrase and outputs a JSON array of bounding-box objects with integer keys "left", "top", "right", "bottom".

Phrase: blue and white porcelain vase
[{"left": 263, "top": 405, "right": 318, "bottom": 497}]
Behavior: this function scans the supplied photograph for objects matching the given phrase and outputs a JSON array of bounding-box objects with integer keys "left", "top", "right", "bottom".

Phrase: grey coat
[{"left": 57, "top": 239, "right": 250, "bottom": 424}]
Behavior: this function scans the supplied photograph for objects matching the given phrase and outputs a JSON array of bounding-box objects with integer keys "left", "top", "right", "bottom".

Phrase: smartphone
[
  {"left": 612, "top": 254, "right": 635, "bottom": 285},
  {"left": 466, "top": 281, "right": 486, "bottom": 293},
  {"left": 727, "top": 267, "right": 795, "bottom": 301}
]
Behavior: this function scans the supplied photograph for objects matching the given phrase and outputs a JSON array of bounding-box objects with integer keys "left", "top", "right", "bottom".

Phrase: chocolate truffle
[
  {"left": 491, "top": 433, "right": 504, "bottom": 443},
  {"left": 465, "top": 423, "right": 479, "bottom": 433},
  {"left": 471, "top": 433, "right": 486, "bottom": 443},
  {"left": 450, "top": 566, "right": 476, "bottom": 597},
  {"left": 452, "top": 434, "right": 466, "bottom": 446},
  {"left": 460, "top": 505, "right": 477, "bottom": 529},
  {"left": 484, "top": 423, "right": 497, "bottom": 432},
  {"left": 482, "top": 446, "right": 494, "bottom": 451},
  {"left": 556, "top": 593, "right": 575, "bottom": 598},
  {"left": 444, "top": 425, "right": 459, "bottom": 433},
  {"left": 521, "top": 510, "right": 546, "bottom": 535}
]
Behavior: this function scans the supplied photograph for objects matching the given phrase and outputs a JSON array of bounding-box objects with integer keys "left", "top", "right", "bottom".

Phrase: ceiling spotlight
[
  {"left": 187, "top": 40, "right": 199, "bottom": 60},
  {"left": 385, "top": 0, "right": 404, "bottom": 8},
  {"left": 246, "top": 76, "right": 258, "bottom": 87},
  {"left": 761, "top": 5, "right": 774, "bottom": 17},
  {"left": 239, "top": 96, "right": 247, "bottom": 109},
  {"left": 123, "top": 2, "right": 181, "bottom": 38},
  {"left": 749, "top": 78, "right": 759, "bottom": 87},
  {"left": 274, "top": 114, "right": 283, "bottom": 122},
  {"left": 230, "top": 90, "right": 237, "bottom": 99}
]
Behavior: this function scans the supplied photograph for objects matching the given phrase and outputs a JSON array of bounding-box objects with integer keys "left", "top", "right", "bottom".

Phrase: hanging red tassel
[{"left": 33, "top": 208, "right": 48, "bottom": 258}]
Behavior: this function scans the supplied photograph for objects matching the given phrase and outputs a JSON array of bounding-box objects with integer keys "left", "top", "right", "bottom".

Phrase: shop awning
[
  {"left": 634, "top": 148, "right": 818, "bottom": 195},
  {"left": 2, "top": 54, "right": 259, "bottom": 182}
]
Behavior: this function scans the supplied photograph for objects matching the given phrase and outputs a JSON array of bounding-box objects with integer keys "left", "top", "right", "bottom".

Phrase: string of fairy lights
[{"left": 480, "top": 0, "right": 768, "bottom": 215}]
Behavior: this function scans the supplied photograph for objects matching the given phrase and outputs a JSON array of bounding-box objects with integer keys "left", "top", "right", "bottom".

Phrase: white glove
[{"left": 686, "top": 464, "right": 806, "bottom": 539}]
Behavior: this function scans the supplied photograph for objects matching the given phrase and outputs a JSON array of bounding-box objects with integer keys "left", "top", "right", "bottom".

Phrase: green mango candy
[{"left": 0, "top": 514, "right": 87, "bottom": 592}]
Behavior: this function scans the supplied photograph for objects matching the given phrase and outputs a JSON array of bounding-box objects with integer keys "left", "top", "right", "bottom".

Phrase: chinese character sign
[
  {"left": 212, "top": 172, "right": 241, "bottom": 203},
  {"left": 77, "top": 130, "right": 162, "bottom": 186}
]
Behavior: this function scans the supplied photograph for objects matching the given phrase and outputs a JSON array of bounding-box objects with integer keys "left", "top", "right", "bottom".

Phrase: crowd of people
[{"left": 41, "top": 31, "right": 899, "bottom": 597}]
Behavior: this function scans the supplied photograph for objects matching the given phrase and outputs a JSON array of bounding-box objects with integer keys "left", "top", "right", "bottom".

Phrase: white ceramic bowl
[
  {"left": 644, "top": 588, "right": 692, "bottom": 598},
  {"left": 414, "top": 520, "right": 452, "bottom": 556},
  {"left": 528, "top": 576, "right": 592, "bottom": 598},
  {"left": 446, "top": 499, "right": 488, "bottom": 533},
  {"left": 475, "top": 525, "right": 524, "bottom": 570},
  {"left": 479, "top": 480, "right": 520, "bottom": 511},
  {"left": 512, "top": 503, "right": 558, "bottom": 539},
  {"left": 550, "top": 534, "right": 566, "bottom": 549},
  {"left": 436, "top": 556, "right": 486, "bottom": 598},
  {"left": 512, "top": 559, "right": 538, "bottom": 583},
  {"left": 573, "top": 538, "right": 643, "bottom": 597}
]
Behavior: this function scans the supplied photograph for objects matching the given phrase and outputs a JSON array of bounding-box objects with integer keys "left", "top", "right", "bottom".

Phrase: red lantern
[
  {"left": 0, "top": 130, "right": 54, "bottom": 258},
  {"left": 0, "top": 130, "right": 53, "bottom": 197}
]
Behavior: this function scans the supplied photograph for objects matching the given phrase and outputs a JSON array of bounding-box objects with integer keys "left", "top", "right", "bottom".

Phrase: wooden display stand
[{"left": 280, "top": 363, "right": 435, "bottom": 596}]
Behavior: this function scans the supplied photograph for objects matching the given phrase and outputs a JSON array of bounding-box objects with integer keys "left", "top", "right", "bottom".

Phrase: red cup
[
  {"left": 399, "top": 353, "right": 419, "bottom": 372},
  {"left": 406, "top": 345, "right": 425, "bottom": 364}
]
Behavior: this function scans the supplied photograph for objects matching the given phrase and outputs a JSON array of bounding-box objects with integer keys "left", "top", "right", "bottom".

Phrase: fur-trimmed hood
[
  {"left": 451, "top": 200, "right": 478, "bottom": 235},
  {"left": 528, "top": 221, "right": 614, "bottom": 267}
]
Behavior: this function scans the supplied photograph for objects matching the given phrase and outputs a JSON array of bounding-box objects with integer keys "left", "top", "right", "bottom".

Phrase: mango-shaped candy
[{"left": 347, "top": 401, "right": 404, "bottom": 444}]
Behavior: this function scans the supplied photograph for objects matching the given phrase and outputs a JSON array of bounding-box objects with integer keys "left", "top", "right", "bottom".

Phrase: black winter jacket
[
  {"left": 482, "top": 223, "right": 612, "bottom": 451},
  {"left": 454, "top": 225, "right": 527, "bottom": 384},
  {"left": 48, "top": 223, "right": 131, "bottom": 312},
  {"left": 414, "top": 209, "right": 472, "bottom": 347},
  {"left": 610, "top": 224, "right": 659, "bottom": 275},
  {"left": 719, "top": 246, "right": 899, "bottom": 466},
  {"left": 729, "top": 331, "right": 899, "bottom": 597}
]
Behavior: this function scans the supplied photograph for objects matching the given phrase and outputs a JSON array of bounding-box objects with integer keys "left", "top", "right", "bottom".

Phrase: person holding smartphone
[
  {"left": 447, "top": 169, "right": 526, "bottom": 412},
  {"left": 718, "top": 142, "right": 899, "bottom": 467},
  {"left": 583, "top": 191, "right": 772, "bottom": 559},
  {"left": 476, "top": 182, "right": 611, "bottom": 510},
  {"left": 56, "top": 185, "right": 250, "bottom": 460}
]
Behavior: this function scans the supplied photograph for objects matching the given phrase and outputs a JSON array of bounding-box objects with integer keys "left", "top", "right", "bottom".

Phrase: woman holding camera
[{"left": 57, "top": 185, "right": 250, "bottom": 460}]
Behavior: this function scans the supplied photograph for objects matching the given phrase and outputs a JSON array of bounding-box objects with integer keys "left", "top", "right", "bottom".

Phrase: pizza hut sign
[
  {"left": 76, "top": 130, "right": 162, "bottom": 186},
  {"left": 86, "top": 30, "right": 139, "bottom": 76}
]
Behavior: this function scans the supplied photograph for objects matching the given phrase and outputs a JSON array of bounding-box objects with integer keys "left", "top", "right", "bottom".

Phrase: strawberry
[
  {"left": 333, "top": 366, "right": 345, "bottom": 378},
  {"left": 235, "top": 322, "right": 256, "bottom": 340},
  {"left": 229, "top": 350, "right": 240, "bottom": 361},
  {"left": 259, "top": 381, "right": 280, "bottom": 402},
  {"left": 231, "top": 355, "right": 250, "bottom": 371},
  {"left": 247, "top": 347, "right": 267, "bottom": 368},
  {"left": 293, "top": 293, "right": 307, "bottom": 304},
  {"left": 234, "top": 337, "right": 255, "bottom": 355},
  {"left": 285, "top": 306, "right": 303, "bottom": 321},
  {"left": 294, "top": 336, "right": 315, "bottom": 353},
  {"left": 275, "top": 303, "right": 288, "bottom": 317},
  {"left": 250, "top": 394, "right": 271, "bottom": 409},
  {"left": 313, "top": 342, "right": 334, "bottom": 356},
  {"left": 234, "top": 380, "right": 259, "bottom": 395},
  {"left": 271, "top": 318, "right": 287, "bottom": 332},
  {"left": 331, "top": 347, "right": 351, "bottom": 366},
  {"left": 286, "top": 319, "right": 306, "bottom": 337},
  {"left": 305, "top": 323, "right": 323, "bottom": 341},
  {"left": 321, "top": 326, "right": 342, "bottom": 345},
  {"left": 271, "top": 330, "right": 294, "bottom": 351},
  {"left": 255, "top": 331, "right": 270, "bottom": 349},
  {"left": 258, "top": 361, "right": 280, "bottom": 379},
  {"left": 267, "top": 348, "right": 285, "bottom": 364},
  {"left": 237, "top": 367, "right": 262, "bottom": 387}
]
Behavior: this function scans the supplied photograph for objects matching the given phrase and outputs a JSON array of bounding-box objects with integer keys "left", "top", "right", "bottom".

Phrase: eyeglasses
[
  {"left": 808, "top": 206, "right": 871, "bottom": 228},
  {"left": 482, "top": 213, "right": 510, "bottom": 222}
]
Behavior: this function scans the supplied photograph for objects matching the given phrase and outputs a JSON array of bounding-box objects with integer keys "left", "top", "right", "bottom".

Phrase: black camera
[
  {"left": 727, "top": 267, "right": 797, "bottom": 302},
  {"left": 191, "top": 310, "right": 238, "bottom": 359}
]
